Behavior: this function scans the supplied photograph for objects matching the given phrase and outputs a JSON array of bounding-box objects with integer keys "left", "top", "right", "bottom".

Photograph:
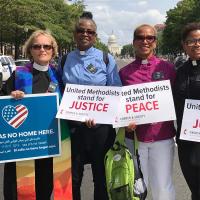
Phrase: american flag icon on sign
[{"left": 2, "top": 105, "right": 28, "bottom": 129}]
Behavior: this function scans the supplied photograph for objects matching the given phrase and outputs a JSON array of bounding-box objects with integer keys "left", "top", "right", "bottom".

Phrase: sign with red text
[
  {"left": 56, "top": 84, "right": 121, "bottom": 124},
  {"left": 180, "top": 99, "right": 200, "bottom": 142},
  {"left": 113, "top": 80, "right": 176, "bottom": 128}
]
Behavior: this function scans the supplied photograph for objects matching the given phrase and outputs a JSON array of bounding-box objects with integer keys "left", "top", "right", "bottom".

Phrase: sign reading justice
[{"left": 56, "top": 84, "right": 121, "bottom": 124}]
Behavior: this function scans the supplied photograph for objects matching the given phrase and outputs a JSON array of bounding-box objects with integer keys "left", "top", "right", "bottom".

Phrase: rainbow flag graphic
[{"left": 16, "top": 120, "right": 72, "bottom": 200}]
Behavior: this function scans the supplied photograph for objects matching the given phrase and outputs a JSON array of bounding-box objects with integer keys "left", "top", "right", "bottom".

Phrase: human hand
[
  {"left": 11, "top": 90, "right": 25, "bottom": 99},
  {"left": 85, "top": 119, "right": 96, "bottom": 128},
  {"left": 125, "top": 122, "right": 137, "bottom": 133}
]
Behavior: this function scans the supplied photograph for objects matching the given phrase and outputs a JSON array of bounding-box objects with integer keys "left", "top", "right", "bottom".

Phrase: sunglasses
[
  {"left": 134, "top": 35, "right": 156, "bottom": 43},
  {"left": 31, "top": 44, "right": 53, "bottom": 50},
  {"left": 76, "top": 28, "right": 96, "bottom": 36},
  {"left": 185, "top": 38, "right": 200, "bottom": 47}
]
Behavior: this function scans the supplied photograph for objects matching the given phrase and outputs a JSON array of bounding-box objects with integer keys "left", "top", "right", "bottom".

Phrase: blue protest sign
[{"left": 0, "top": 93, "right": 61, "bottom": 163}]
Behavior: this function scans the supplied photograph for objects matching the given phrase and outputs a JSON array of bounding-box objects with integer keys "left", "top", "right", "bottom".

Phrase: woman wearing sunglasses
[
  {"left": 119, "top": 24, "right": 176, "bottom": 200},
  {"left": 61, "top": 11, "right": 121, "bottom": 200},
  {"left": 174, "top": 22, "right": 200, "bottom": 200},
  {"left": 2, "top": 30, "right": 60, "bottom": 200}
]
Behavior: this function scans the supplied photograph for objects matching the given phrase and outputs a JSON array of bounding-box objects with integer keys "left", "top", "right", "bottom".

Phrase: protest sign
[
  {"left": 113, "top": 80, "right": 176, "bottom": 128},
  {"left": 0, "top": 93, "right": 61, "bottom": 163},
  {"left": 180, "top": 99, "right": 200, "bottom": 142},
  {"left": 56, "top": 84, "right": 121, "bottom": 124}
]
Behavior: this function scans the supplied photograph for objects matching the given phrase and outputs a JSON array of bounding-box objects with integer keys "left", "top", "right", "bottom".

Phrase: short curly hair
[
  {"left": 181, "top": 22, "right": 200, "bottom": 41},
  {"left": 23, "top": 30, "right": 58, "bottom": 61}
]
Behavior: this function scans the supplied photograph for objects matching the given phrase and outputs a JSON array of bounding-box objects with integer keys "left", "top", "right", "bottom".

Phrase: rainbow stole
[{"left": 15, "top": 64, "right": 72, "bottom": 200}]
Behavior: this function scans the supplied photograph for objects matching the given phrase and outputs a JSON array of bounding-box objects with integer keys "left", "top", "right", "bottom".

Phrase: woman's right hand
[
  {"left": 125, "top": 121, "right": 137, "bottom": 133},
  {"left": 85, "top": 119, "right": 96, "bottom": 128},
  {"left": 11, "top": 90, "right": 25, "bottom": 99}
]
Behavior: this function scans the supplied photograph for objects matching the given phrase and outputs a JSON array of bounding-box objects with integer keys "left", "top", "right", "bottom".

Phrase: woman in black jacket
[{"left": 174, "top": 22, "right": 200, "bottom": 200}]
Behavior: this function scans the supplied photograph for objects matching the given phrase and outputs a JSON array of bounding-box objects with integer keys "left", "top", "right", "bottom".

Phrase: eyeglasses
[
  {"left": 76, "top": 28, "right": 96, "bottom": 36},
  {"left": 31, "top": 44, "right": 53, "bottom": 50},
  {"left": 134, "top": 35, "right": 156, "bottom": 43},
  {"left": 185, "top": 38, "right": 200, "bottom": 47}
]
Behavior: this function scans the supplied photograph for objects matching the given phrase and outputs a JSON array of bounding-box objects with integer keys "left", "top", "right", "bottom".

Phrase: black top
[
  {"left": 1, "top": 68, "right": 51, "bottom": 95},
  {"left": 174, "top": 59, "right": 200, "bottom": 142}
]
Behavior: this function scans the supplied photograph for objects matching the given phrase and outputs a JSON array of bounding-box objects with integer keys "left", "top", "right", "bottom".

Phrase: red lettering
[
  {"left": 69, "top": 101, "right": 75, "bottom": 109},
  {"left": 103, "top": 104, "right": 109, "bottom": 112},
  {"left": 125, "top": 101, "right": 159, "bottom": 113},
  {"left": 82, "top": 102, "right": 88, "bottom": 110},
  {"left": 132, "top": 103, "right": 139, "bottom": 112},
  {"left": 146, "top": 102, "right": 152, "bottom": 111},
  {"left": 139, "top": 103, "right": 146, "bottom": 111},
  {"left": 153, "top": 101, "right": 159, "bottom": 110},
  {"left": 88, "top": 102, "right": 94, "bottom": 110},
  {"left": 125, "top": 104, "right": 132, "bottom": 113},
  {"left": 193, "top": 119, "right": 199, "bottom": 128},
  {"left": 69, "top": 101, "right": 109, "bottom": 112},
  {"left": 96, "top": 103, "right": 103, "bottom": 111}
]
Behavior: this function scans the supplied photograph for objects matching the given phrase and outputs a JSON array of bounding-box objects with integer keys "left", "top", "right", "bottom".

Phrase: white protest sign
[
  {"left": 56, "top": 84, "right": 121, "bottom": 124},
  {"left": 180, "top": 99, "right": 200, "bottom": 142},
  {"left": 113, "top": 80, "right": 176, "bottom": 128}
]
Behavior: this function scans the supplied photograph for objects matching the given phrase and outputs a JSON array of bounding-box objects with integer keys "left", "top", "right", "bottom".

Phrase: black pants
[
  {"left": 4, "top": 158, "right": 53, "bottom": 200},
  {"left": 178, "top": 141, "right": 200, "bottom": 200},
  {"left": 69, "top": 122, "right": 116, "bottom": 200}
]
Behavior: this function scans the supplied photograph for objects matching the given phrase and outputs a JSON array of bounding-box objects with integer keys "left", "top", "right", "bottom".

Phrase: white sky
[{"left": 69, "top": 0, "right": 180, "bottom": 46}]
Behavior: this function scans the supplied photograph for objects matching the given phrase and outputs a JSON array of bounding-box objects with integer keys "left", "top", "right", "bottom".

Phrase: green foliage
[
  {"left": 94, "top": 38, "right": 109, "bottom": 52},
  {"left": 162, "top": 0, "right": 200, "bottom": 55},
  {"left": 121, "top": 44, "right": 134, "bottom": 57},
  {"left": 0, "top": 0, "right": 84, "bottom": 58},
  {"left": 156, "top": 30, "right": 164, "bottom": 56}
]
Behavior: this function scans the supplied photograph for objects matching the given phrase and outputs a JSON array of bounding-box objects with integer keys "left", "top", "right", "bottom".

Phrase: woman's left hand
[
  {"left": 11, "top": 90, "right": 25, "bottom": 99},
  {"left": 85, "top": 119, "right": 96, "bottom": 128},
  {"left": 125, "top": 122, "right": 137, "bottom": 133}
]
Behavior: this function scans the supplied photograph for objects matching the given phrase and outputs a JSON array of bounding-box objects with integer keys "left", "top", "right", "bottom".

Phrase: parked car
[
  {"left": 0, "top": 55, "right": 16, "bottom": 82},
  {"left": 15, "top": 59, "right": 30, "bottom": 67}
]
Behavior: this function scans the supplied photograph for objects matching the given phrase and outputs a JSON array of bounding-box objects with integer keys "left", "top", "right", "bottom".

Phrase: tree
[
  {"left": 162, "top": 0, "right": 200, "bottom": 56},
  {"left": 121, "top": 44, "right": 134, "bottom": 58},
  {"left": 0, "top": 0, "right": 84, "bottom": 58},
  {"left": 94, "top": 38, "right": 109, "bottom": 52}
]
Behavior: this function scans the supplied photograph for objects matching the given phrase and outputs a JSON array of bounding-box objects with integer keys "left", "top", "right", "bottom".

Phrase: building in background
[{"left": 107, "top": 32, "right": 121, "bottom": 56}]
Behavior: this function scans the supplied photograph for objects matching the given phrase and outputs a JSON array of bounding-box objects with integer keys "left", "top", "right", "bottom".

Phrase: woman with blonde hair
[{"left": 2, "top": 29, "right": 61, "bottom": 200}]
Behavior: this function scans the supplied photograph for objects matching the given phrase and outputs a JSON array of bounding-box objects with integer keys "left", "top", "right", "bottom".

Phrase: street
[{"left": 0, "top": 58, "right": 191, "bottom": 200}]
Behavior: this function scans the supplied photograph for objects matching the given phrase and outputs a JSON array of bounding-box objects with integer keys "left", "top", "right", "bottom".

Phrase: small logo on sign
[{"left": 2, "top": 105, "right": 28, "bottom": 129}]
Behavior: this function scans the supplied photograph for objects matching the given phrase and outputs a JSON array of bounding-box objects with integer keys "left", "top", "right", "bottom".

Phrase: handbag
[{"left": 131, "top": 131, "right": 147, "bottom": 200}]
